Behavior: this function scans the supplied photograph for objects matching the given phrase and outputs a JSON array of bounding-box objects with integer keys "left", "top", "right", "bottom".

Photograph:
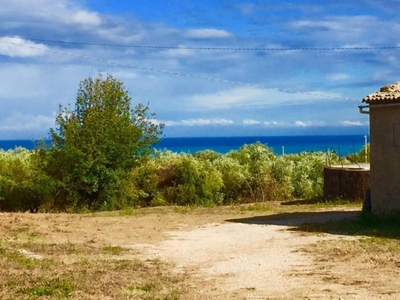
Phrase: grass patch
[
  {"left": 240, "top": 203, "right": 272, "bottom": 212},
  {"left": 304, "top": 236, "right": 400, "bottom": 275},
  {"left": 0, "top": 244, "right": 55, "bottom": 270},
  {"left": 165, "top": 289, "right": 181, "bottom": 300},
  {"left": 102, "top": 245, "right": 124, "bottom": 255},
  {"left": 11, "top": 224, "right": 31, "bottom": 234},
  {"left": 292, "top": 212, "right": 400, "bottom": 296},
  {"left": 18, "top": 241, "right": 91, "bottom": 256},
  {"left": 113, "top": 259, "right": 145, "bottom": 271},
  {"left": 139, "top": 283, "right": 156, "bottom": 292},
  {"left": 22, "top": 277, "right": 74, "bottom": 298},
  {"left": 295, "top": 211, "right": 400, "bottom": 286},
  {"left": 124, "top": 283, "right": 156, "bottom": 294},
  {"left": 0, "top": 239, "right": 188, "bottom": 300},
  {"left": 119, "top": 207, "right": 137, "bottom": 216},
  {"left": 122, "top": 284, "right": 181, "bottom": 299}
]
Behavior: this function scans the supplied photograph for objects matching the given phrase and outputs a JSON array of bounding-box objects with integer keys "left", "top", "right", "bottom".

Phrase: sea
[{"left": 0, "top": 135, "right": 368, "bottom": 156}]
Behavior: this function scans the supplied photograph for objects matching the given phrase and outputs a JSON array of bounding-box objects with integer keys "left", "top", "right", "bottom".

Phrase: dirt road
[{"left": 133, "top": 210, "right": 398, "bottom": 299}]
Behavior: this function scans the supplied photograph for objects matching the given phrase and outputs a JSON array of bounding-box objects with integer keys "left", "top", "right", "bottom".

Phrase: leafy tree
[{"left": 41, "top": 74, "right": 163, "bottom": 210}]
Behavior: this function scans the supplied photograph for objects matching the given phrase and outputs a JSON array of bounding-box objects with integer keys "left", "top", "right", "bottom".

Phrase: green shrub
[
  {"left": 134, "top": 152, "right": 224, "bottom": 206},
  {"left": 270, "top": 156, "right": 295, "bottom": 198},
  {"left": 163, "top": 155, "right": 223, "bottom": 206},
  {"left": 193, "top": 150, "right": 222, "bottom": 162},
  {"left": 283, "top": 151, "right": 339, "bottom": 200},
  {"left": 0, "top": 148, "right": 42, "bottom": 212},
  {"left": 213, "top": 156, "right": 249, "bottom": 204},
  {"left": 226, "top": 143, "right": 287, "bottom": 202}
]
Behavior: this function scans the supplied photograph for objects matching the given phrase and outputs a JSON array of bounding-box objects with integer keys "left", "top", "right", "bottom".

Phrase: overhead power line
[
  {"left": 0, "top": 39, "right": 358, "bottom": 101},
  {"left": 26, "top": 38, "right": 400, "bottom": 52}
]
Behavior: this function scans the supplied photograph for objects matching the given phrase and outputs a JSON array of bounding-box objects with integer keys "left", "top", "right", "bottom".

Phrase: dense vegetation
[
  {"left": 0, "top": 142, "right": 361, "bottom": 212},
  {"left": 0, "top": 74, "right": 369, "bottom": 212},
  {"left": 133, "top": 144, "right": 342, "bottom": 207}
]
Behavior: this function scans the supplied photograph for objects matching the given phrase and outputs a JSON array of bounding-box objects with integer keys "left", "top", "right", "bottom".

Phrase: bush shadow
[
  {"left": 226, "top": 210, "right": 400, "bottom": 240},
  {"left": 281, "top": 198, "right": 360, "bottom": 206},
  {"left": 227, "top": 210, "right": 360, "bottom": 227},
  {"left": 280, "top": 199, "right": 326, "bottom": 205}
]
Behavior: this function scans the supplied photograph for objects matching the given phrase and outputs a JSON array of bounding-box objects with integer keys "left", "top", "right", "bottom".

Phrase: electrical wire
[
  {"left": 0, "top": 39, "right": 359, "bottom": 101},
  {"left": 25, "top": 38, "right": 400, "bottom": 52}
]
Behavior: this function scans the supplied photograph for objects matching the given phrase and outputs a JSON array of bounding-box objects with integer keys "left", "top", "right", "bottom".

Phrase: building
[{"left": 360, "top": 82, "right": 400, "bottom": 215}]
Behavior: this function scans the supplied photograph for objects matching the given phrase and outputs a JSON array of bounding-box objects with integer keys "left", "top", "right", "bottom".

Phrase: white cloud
[
  {"left": 326, "top": 73, "right": 350, "bottom": 81},
  {"left": 146, "top": 118, "right": 166, "bottom": 126},
  {"left": 213, "top": 119, "right": 234, "bottom": 125},
  {"left": 0, "top": 63, "right": 91, "bottom": 100},
  {"left": 158, "top": 118, "right": 234, "bottom": 127},
  {"left": 294, "top": 121, "right": 327, "bottom": 127},
  {"left": 292, "top": 17, "right": 368, "bottom": 33},
  {"left": 185, "top": 29, "right": 232, "bottom": 39},
  {"left": 341, "top": 120, "right": 366, "bottom": 126},
  {"left": 97, "top": 27, "right": 143, "bottom": 43},
  {"left": 0, "top": 0, "right": 102, "bottom": 27},
  {"left": 243, "top": 119, "right": 261, "bottom": 125},
  {"left": 161, "top": 47, "right": 195, "bottom": 58},
  {"left": 163, "top": 120, "right": 180, "bottom": 126},
  {"left": 0, "top": 36, "right": 48, "bottom": 57},
  {"left": 188, "top": 87, "right": 265, "bottom": 109},
  {"left": 188, "top": 87, "right": 344, "bottom": 110},
  {"left": 181, "top": 119, "right": 210, "bottom": 126},
  {"left": 181, "top": 118, "right": 234, "bottom": 126},
  {"left": 263, "top": 121, "right": 280, "bottom": 126},
  {"left": 70, "top": 10, "right": 101, "bottom": 26},
  {"left": 0, "top": 113, "right": 55, "bottom": 132},
  {"left": 295, "top": 121, "right": 314, "bottom": 127},
  {"left": 290, "top": 16, "right": 400, "bottom": 44}
]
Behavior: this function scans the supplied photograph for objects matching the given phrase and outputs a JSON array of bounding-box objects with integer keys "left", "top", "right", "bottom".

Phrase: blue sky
[{"left": 0, "top": 0, "right": 399, "bottom": 139}]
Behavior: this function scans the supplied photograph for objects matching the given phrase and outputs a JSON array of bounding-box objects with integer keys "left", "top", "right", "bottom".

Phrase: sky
[{"left": 0, "top": 0, "right": 399, "bottom": 139}]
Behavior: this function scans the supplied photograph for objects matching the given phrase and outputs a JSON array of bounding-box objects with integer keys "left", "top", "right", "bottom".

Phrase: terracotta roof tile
[{"left": 362, "top": 82, "right": 400, "bottom": 104}]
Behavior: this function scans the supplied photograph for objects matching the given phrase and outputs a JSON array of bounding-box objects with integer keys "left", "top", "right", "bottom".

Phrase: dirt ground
[{"left": 1, "top": 204, "right": 399, "bottom": 299}]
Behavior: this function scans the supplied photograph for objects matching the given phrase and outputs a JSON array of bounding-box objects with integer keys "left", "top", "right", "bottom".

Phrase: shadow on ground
[
  {"left": 226, "top": 210, "right": 400, "bottom": 239},
  {"left": 281, "top": 198, "right": 359, "bottom": 206},
  {"left": 227, "top": 211, "right": 360, "bottom": 227}
]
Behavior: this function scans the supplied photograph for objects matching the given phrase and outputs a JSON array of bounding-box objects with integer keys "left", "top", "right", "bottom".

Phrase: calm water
[
  {"left": 156, "top": 135, "right": 367, "bottom": 156},
  {"left": 0, "top": 135, "right": 368, "bottom": 156}
]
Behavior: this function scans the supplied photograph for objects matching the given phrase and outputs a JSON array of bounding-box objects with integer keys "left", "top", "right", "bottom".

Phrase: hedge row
[{"left": 0, "top": 143, "right": 347, "bottom": 212}]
